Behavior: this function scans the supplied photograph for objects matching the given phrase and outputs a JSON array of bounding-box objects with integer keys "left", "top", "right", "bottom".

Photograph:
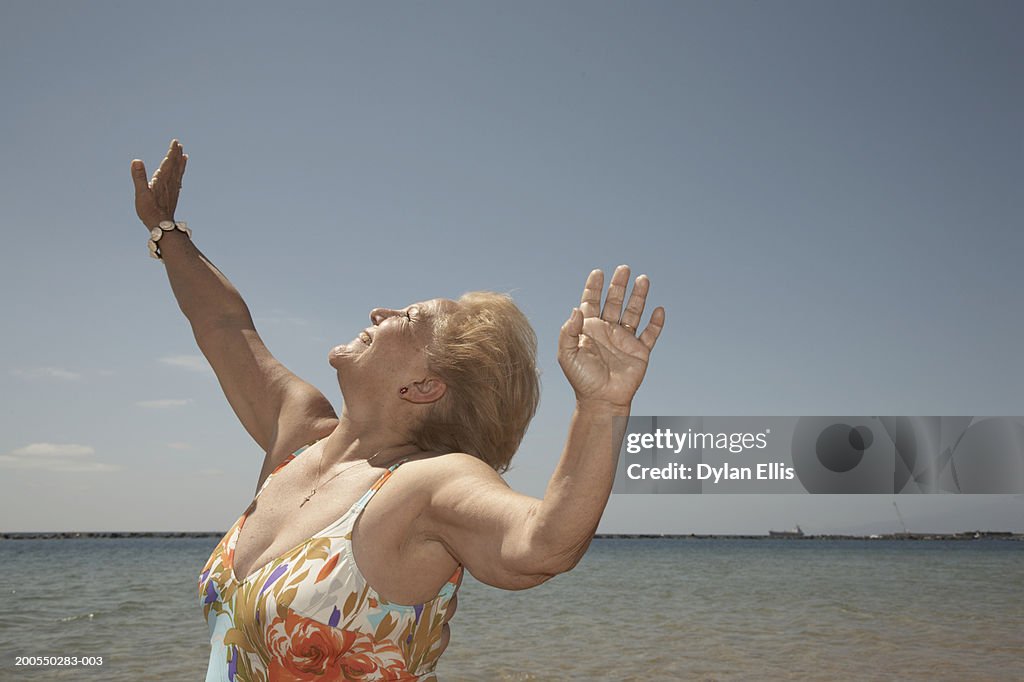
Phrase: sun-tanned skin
[{"left": 131, "top": 139, "right": 665, "bottom": 656}]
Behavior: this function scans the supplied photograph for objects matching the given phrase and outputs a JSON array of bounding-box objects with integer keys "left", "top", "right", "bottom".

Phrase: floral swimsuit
[{"left": 199, "top": 440, "right": 463, "bottom": 681}]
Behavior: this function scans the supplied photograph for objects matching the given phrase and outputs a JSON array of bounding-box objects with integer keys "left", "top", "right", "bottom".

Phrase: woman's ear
[{"left": 399, "top": 377, "right": 447, "bottom": 404}]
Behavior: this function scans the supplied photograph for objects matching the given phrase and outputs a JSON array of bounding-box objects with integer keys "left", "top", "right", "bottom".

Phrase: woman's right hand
[
  {"left": 131, "top": 139, "right": 187, "bottom": 229},
  {"left": 557, "top": 266, "right": 665, "bottom": 410}
]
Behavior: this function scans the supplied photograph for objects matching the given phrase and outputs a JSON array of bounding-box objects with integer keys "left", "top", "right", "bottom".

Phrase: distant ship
[{"left": 769, "top": 525, "right": 805, "bottom": 538}]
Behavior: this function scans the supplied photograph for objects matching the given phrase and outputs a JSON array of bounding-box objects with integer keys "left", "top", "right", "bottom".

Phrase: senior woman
[{"left": 131, "top": 139, "right": 664, "bottom": 681}]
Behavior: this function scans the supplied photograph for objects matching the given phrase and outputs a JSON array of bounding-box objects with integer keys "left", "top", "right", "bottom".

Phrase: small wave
[{"left": 59, "top": 612, "right": 96, "bottom": 622}]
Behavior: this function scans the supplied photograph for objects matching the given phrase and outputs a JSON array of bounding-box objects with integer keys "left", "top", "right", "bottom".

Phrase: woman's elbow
[
  {"left": 486, "top": 563, "right": 563, "bottom": 591},
  {"left": 473, "top": 544, "right": 583, "bottom": 591},
  {"left": 508, "top": 538, "right": 589, "bottom": 587}
]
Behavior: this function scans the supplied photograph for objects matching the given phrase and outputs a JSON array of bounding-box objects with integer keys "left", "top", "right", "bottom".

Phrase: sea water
[{"left": 0, "top": 537, "right": 1021, "bottom": 680}]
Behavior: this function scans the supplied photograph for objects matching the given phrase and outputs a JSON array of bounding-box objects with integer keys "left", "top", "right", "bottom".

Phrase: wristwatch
[{"left": 148, "top": 220, "right": 191, "bottom": 260}]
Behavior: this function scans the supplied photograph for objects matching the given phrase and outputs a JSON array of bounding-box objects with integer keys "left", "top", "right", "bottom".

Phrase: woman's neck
[{"left": 322, "top": 411, "right": 422, "bottom": 466}]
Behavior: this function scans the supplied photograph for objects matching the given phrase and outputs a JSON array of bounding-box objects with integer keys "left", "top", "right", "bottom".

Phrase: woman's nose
[{"left": 369, "top": 308, "right": 396, "bottom": 325}]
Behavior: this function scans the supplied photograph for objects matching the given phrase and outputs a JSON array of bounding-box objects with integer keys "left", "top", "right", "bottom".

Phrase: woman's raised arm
[
  {"left": 130, "top": 140, "right": 337, "bottom": 459},
  {"left": 423, "top": 266, "right": 665, "bottom": 588}
]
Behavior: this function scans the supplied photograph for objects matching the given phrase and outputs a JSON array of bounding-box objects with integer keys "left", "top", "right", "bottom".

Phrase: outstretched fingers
[
  {"left": 179, "top": 152, "right": 188, "bottom": 186},
  {"left": 600, "top": 265, "right": 631, "bottom": 323},
  {"left": 575, "top": 266, "right": 664, "bottom": 350},
  {"left": 152, "top": 140, "right": 182, "bottom": 187},
  {"left": 638, "top": 306, "right": 666, "bottom": 351},
  {"left": 172, "top": 139, "right": 186, "bottom": 185},
  {"left": 618, "top": 274, "right": 649, "bottom": 330},
  {"left": 579, "top": 269, "right": 604, "bottom": 318}
]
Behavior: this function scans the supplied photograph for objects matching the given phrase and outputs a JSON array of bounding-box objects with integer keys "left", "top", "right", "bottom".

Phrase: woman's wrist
[
  {"left": 141, "top": 212, "right": 173, "bottom": 231},
  {"left": 575, "top": 398, "right": 631, "bottom": 417},
  {"left": 148, "top": 220, "right": 191, "bottom": 260}
]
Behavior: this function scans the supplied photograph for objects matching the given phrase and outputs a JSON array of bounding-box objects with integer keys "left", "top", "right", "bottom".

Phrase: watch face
[{"left": 150, "top": 228, "right": 163, "bottom": 241}]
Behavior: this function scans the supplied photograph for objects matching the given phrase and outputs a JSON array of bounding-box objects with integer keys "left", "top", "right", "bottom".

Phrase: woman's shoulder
[
  {"left": 392, "top": 452, "right": 509, "bottom": 495},
  {"left": 402, "top": 451, "right": 501, "bottom": 474}
]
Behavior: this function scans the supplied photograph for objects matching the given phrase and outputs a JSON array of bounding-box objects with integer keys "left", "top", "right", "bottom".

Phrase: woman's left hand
[{"left": 558, "top": 265, "right": 665, "bottom": 409}]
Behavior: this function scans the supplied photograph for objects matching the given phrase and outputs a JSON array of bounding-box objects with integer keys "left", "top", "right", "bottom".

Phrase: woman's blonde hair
[{"left": 414, "top": 292, "right": 540, "bottom": 473}]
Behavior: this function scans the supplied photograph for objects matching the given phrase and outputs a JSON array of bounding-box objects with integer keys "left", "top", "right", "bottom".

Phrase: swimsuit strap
[
  {"left": 254, "top": 440, "right": 319, "bottom": 499},
  {"left": 350, "top": 459, "right": 408, "bottom": 515}
]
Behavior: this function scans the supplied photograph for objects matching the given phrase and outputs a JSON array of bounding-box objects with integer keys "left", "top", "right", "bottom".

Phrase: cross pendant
[{"left": 299, "top": 489, "right": 315, "bottom": 507}]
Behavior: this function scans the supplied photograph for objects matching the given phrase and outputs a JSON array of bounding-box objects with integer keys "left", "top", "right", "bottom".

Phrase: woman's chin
[
  {"left": 327, "top": 344, "right": 352, "bottom": 367},
  {"left": 328, "top": 338, "right": 369, "bottom": 369}
]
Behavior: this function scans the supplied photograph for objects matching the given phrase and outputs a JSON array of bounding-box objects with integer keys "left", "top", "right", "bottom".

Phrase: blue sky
[{"left": 1, "top": 1, "right": 1021, "bottom": 533}]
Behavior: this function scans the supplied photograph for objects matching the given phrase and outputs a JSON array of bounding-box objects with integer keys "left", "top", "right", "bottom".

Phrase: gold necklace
[{"left": 299, "top": 448, "right": 386, "bottom": 508}]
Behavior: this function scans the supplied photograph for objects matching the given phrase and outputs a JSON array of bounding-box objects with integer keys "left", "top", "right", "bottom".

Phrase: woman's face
[{"left": 328, "top": 298, "right": 456, "bottom": 387}]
